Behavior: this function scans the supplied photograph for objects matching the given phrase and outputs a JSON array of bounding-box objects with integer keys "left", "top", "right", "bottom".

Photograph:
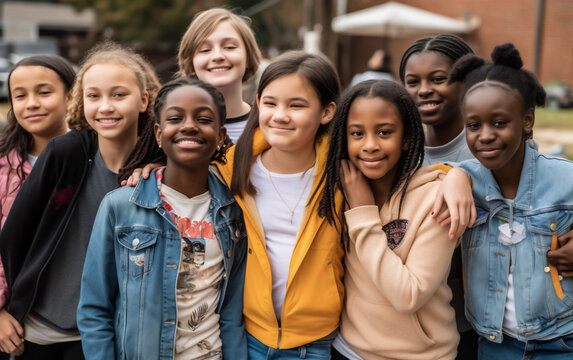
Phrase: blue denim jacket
[
  {"left": 77, "top": 168, "right": 247, "bottom": 359},
  {"left": 459, "top": 146, "right": 573, "bottom": 344}
]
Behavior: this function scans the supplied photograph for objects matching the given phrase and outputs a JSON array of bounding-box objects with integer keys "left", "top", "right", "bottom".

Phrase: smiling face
[
  {"left": 192, "top": 20, "right": 247, "bottom": 90},
  {"left": 10, "top": 65, "right": 68, "bottom": 143},
  {"left": 403, "top": 51, "right": 461, "bottom": 128},
  {"left": 82, "top": 63, "right": 148, "bottom": 143},
  {"left": 346, "top": 96, "right": 406, "bottom": 187},
  {"left": 257, "top": 73, "right": 334, "bottom": 156},
  {"left": 464, "top": 83, "right": 532, "bottom": 177},
  {"left": 154, "top": 85, "right": 226, "bottom": 173}
]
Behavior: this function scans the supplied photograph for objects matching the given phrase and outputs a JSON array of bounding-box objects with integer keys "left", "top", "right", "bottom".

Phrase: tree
[{"left": 61, "top": 0, "right": 198, "bottom": 48}]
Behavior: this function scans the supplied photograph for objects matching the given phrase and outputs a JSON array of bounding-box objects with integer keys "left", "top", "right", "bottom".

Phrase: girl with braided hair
[
  {"left": 321, "top": 79, "right": 460, "bottom": 359},
  {"left": 400, "top": 34, "right": 479, "bottom": 359},
  {"left": 453, "top": 43, "right": 573, "bottom": 359}
]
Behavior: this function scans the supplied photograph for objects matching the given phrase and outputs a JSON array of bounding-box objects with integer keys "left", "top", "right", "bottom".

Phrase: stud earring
[{"left": 158, "top": 142, "right": 162, "bottom": 149}]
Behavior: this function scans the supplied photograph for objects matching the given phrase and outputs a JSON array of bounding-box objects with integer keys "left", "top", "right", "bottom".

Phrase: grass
[{"left": 534, "top": 108, "right": 573, "bottom": 130}]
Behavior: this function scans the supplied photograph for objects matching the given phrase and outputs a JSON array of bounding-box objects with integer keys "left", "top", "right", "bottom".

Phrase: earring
[
  {"left": 158, "top": 142, "right": 161, "bottom": 149},
  {"left": 217, "top": 145, "right": 221, "bottom": 151}
]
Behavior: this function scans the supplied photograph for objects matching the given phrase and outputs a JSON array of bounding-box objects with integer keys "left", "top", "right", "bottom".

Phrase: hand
[
  {"left": 120, "top": 163, "right": 160, "bottom": 187},
  {"left": 0, "top": 308, "right": 24, "bottom": 355},
  {"left": 340, "top": 160, "right": 375, "bottom": 209},
  {"left": 432, "top": 168, "right": 476, "bottom": 242},
  {"left": 547, "top": 230, "right": 573, "bottom": 277}
]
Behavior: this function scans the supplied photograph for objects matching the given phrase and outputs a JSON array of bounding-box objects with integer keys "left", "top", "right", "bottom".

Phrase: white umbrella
[{"left": 332, "top": 1, "right": 480, "bottom": 37}]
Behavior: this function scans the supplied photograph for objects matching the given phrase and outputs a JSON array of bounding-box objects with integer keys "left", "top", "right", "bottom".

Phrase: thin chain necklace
[{"left": 265, "top": 162, "right": 315, "bottom": 224}]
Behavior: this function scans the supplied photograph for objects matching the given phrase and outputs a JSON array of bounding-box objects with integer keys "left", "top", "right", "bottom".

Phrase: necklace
[{"left": 266, "top": 165, "right": 315, "bottom": 224}]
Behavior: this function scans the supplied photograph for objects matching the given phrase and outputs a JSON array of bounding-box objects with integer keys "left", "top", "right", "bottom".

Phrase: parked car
[
  {"left": 545, "top": 81, "right": 573, "bottom": 109},
  {"left": 0, "top": 43, "right": 11, "bottom": 100},
  {"left": 0, "top": 39, "right": 61, "bottom": 100}
]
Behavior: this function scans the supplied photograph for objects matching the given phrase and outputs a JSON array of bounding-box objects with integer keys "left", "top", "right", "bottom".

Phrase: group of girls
[{"left": 0, "top": 6, "right": 571, "bottom": 360}]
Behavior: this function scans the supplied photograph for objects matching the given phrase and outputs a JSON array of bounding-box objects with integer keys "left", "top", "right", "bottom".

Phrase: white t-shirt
[
  {"left": 250, "top": 155, "right": 314, "bottom": 321},
  {"left": 160, "top": 183, "right": 224, "bottom": 360}
]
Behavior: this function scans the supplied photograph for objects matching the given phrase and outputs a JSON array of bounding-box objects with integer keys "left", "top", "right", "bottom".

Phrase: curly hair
[
  {"left": 318, "top": 80, "right": 425, "bottom": 236},
  {"left": 66, "top": 40, "right": 160, "bottom": 137}
]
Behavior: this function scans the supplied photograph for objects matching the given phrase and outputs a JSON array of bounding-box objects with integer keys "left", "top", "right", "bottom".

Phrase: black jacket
[{"left": 0, "top": 129, "right": 98, "bottom": 325}]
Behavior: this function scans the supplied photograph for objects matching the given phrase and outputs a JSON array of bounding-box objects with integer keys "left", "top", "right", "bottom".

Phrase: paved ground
[{"left": 533, "top": 128, "right": 573, "bottom": 156}]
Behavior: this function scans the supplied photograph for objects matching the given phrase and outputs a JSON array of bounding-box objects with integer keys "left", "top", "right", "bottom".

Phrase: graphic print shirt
[{"left": 156, "top": 170, "right": 224, "bottom": 360}]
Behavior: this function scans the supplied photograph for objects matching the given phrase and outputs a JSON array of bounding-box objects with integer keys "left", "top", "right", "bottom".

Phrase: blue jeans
[
  {"left": 247, "top": 333, "right": 332, "bottom": 360},
  {"left": 478, "top": 334, "right": 573, "bottom": 360}
]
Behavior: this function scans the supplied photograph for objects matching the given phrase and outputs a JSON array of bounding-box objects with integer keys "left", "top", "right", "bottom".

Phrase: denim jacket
[
  {"left": 77, "top": 168, "right": 247, "bottom": 359},
  {"left": 459, "top": 145, "right": 573, "bottom": 343}
]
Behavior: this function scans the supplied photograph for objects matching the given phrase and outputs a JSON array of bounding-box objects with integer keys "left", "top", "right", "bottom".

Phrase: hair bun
[
  {"left": 449, "top": 54, "right": 485, "bottom": 84},
  {"left": 491, "top": 43, "right": 523, "bottom": 69}
]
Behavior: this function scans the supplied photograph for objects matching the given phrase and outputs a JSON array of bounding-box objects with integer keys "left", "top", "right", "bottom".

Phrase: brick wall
[{"left": 340, "top": 0, "right": 572, "bottom": 86}]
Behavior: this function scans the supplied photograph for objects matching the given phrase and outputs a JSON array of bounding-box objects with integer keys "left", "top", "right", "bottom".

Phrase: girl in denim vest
[
  {"left": 78, "top": 77, "right": 247, "bottom": 360},
  {"left": 451, "top": 43, "right": 573, "bottom": 359}
]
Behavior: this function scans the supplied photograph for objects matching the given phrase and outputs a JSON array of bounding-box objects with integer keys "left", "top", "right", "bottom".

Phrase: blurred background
[{"left": 0, "top": 0, "right": 571, "bottom": 158}]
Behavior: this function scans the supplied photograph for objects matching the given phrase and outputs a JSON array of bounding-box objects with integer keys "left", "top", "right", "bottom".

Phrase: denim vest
[
  {"left": 459, "top": 146, "right": 573, "bottom": 343},
  {"left": 78, "top": 169, "right": 247, "bottom": 359}
]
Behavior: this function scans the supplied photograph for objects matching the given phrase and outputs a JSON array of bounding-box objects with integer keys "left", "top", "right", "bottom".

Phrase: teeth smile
[
  {"left": 419, "top": 102, "right": 439, "bottom": 109},
  {"left": 98, "top": 119, "right": 118, "bottom": 123},
  {"left": 177, "top": 140, "right": 199, "bottom": 144},
  {"left": 210, "top": 68, "right": 229, "bottom": 72}
]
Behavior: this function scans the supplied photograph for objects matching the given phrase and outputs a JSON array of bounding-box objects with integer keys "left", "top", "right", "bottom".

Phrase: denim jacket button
[
  {"left": 132, "top": 237, "right": 140, "bottom": 247},
  {"left": 235, "top": 229, "right": 241, "bottom": 238},
  {"left": 489, "top": 335, "right": 496, "bottom": 340},
  {"left": 544, "top": 266, "right": 551, "bottom": 273},
  {"left": 226, "top": 250, "right": 231, "bottom": 258}
]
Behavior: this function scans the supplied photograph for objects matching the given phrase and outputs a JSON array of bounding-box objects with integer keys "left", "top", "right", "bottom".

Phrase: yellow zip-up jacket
[{"left": 215, "top": 129, "right": 344, "bottom": 349}]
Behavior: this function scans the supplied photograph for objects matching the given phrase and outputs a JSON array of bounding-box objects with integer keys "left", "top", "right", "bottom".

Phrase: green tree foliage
[{"left": 61, "top": 0, "right": 196, "bottom": 48}]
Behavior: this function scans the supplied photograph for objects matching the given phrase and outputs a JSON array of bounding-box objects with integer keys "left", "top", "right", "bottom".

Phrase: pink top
[{"left": 0, "top": 149, "right": 32, "bottom": 308}]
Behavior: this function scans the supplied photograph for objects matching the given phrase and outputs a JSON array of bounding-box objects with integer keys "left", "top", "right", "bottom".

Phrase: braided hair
[
  {"left": 449, "top": 43, "right": 546, "bottom": 140},
  {"left": 399, "top": 34, "right": 474, "bottom": 83},
  {"left": 318, "top": 80, "right": 425, "bottom": 243}
]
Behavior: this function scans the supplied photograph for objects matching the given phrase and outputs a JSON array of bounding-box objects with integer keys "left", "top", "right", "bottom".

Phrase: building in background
[{"left": 332, "top": 0, "right": 572, "bottom": 88}]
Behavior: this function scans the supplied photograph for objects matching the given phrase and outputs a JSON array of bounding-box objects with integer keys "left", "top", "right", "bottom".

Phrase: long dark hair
[
  {"left": 230, "top": 50, "right": 341, "bottom": 196},
  {"left": 0, "top": 55, "right": 76, "bottom": 198},
  {"left": 318, "top": 80, "right": 425, "bottom": 239}
]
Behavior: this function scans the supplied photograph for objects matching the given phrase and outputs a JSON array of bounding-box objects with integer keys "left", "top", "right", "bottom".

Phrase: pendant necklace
[{"left": 266, "top": 164, "right": 314, "bottom": 224}]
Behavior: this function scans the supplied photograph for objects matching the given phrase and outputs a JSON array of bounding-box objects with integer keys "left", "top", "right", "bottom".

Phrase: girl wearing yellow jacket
[{"left": 216, "top": 50, "right": 344, "bottom": 358}]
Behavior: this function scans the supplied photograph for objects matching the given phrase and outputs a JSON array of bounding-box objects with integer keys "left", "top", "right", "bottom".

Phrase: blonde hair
[
  {"left": 66, "top": 41, "right": 160, "bottom": 136},
  {"left": 177, "top": 8, "right": 261, "bottom": 82}
]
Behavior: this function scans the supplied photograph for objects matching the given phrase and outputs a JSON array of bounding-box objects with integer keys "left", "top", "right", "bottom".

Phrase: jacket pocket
[
  {"left": 117, "top": 227, "right": 158, "bottom": 278},
  {"left": 529, "top": 210, "right": 573, "bottom": 309}
]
